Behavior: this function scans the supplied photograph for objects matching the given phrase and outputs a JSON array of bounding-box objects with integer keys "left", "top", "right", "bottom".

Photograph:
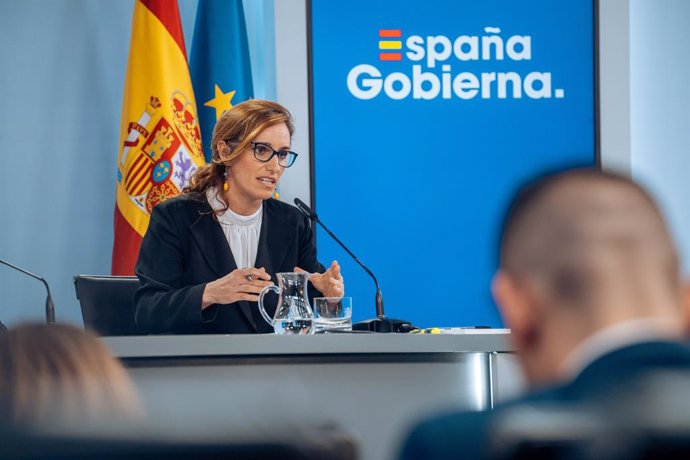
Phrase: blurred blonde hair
[{"left": 0, "top": 323, "right": 142, "bottom": 428}]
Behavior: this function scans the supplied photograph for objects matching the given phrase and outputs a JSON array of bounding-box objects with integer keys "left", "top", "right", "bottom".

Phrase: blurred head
[
  {"left": 0, "top": 323, "right": 142, "bottom": 429},
  {"left": 492, "top": 169, "right": 684, "bottom": 386},
  {"left": 185, "top": 99, "right": 295, "bottom": 211}
]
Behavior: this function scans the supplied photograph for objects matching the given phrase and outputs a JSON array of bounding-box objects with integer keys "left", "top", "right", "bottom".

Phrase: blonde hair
[
  {"left": 184, "top": 99, "right": 295, "bottom": 200},
  {"left": 0, "top": 323, "right": 142, "bottom": 428}
]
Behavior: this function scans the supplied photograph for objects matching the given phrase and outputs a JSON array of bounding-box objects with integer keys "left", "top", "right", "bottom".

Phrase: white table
[{"left": 105, "top": 331, "right": 521, "bottom": 460}]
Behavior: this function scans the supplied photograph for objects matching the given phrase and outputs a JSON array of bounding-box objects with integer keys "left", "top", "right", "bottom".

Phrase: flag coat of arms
[{"left": 112, "top": 0, "right": 205, "bottom": 275}]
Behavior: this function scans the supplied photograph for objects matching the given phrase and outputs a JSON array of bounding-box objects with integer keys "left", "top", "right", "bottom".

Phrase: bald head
[
  {"left": 500, "top": 169, "right": 679, "bottom": 312},
  {"left": 494, "top": 169, "right": 684, "bottom": 387}
]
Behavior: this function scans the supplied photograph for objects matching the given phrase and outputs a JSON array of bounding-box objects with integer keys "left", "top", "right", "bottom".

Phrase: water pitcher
[{"left": 258, "top": 272, "right": 314, "bottom": 335}]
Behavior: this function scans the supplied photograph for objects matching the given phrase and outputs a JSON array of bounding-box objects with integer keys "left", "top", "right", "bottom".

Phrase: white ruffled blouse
[{"left": 206, "top": 188, "right": 263, "bottom": 269}]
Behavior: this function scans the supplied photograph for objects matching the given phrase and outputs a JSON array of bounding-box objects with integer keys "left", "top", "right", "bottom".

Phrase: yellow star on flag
[{"left": 204, "top": 84, "right": 236, "bottom": 120}]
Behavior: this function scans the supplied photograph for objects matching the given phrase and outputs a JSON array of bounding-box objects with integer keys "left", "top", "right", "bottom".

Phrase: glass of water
[{"left": 313, "top": 297, "right": 352, "bottom": 333}]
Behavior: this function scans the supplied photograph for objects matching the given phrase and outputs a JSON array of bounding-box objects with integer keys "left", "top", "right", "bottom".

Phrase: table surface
[
  {"left": 103, "top": 329, "right": 518, "bottom": 460},
  {"left": 103, "top": 328, "right": 513, "bottom": 358}
]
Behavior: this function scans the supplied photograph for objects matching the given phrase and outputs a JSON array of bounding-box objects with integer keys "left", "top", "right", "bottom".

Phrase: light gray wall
[
  {"left": 629, "top": 0, "right": 690, "bottom": 275},
  {"left": 599, "top": 0, "right": 690, "bottom": 275},
  {"left": 0, "top": 0, "right": 275, "bottom": 326},
  {"left": 0, "top": 0, "right": 131, "bottom": 326},
  {"left": 599, "top": 0, "right": 632, "bottom": 174},
  {"left": 274, "top": 0, "right": 311, "bottom": 207}
]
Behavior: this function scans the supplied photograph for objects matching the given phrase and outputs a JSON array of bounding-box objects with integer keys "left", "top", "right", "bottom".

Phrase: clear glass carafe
[{"left": 258, "top": 272, "right": 314, "bottom": 335}]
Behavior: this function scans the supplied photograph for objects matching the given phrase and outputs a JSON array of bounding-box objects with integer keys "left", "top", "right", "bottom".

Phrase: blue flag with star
[{"left": 190, "top": 0, "right": 254, "bottom": 162}]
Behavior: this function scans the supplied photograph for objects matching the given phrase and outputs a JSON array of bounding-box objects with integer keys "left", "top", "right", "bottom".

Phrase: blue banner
[
  {"left": 310, "top": 0, "right": 596, "bottom": 328},
  {"left": 190, "top": 0, "right": 253, "bottom": 162}
]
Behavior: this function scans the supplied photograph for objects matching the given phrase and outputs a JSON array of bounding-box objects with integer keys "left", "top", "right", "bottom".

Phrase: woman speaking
[{"left": 134, "top": 100, "right": 343, "bottom": 334}]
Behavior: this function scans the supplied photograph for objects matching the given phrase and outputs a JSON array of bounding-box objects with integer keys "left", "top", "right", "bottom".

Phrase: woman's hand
[
  {"left": 295, "top": 260, "right": 344, "bottom": 298},
  {"left": 201, "top": 267, "right": 273, "bottom": 309}
]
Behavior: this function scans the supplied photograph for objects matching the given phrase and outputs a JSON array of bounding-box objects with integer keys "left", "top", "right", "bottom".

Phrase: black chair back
[{"left": 73, "top": 275, "right": 139, "bottom": 336}]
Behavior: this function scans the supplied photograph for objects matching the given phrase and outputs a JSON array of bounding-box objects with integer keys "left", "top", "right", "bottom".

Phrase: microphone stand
[
  {"left": 0, "top": 258, "right": 56, "bottom": 324},
  {"left": 294, "top": 199, "right": 412, "bottom": 333}
]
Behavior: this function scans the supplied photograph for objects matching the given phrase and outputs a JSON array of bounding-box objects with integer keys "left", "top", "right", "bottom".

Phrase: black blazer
[
  {"left": 399, "top": 340, "right": 690, "bottom": 460},
  {"left": 134, "top": 194, "right": 325, "bottom": 334}
]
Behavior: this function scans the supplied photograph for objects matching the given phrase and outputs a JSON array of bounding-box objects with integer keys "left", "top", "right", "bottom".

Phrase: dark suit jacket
[
  {"left": 134, "top": 194, "right": 325, "bottom": 334},
  {"left": 399, "top": 340, "right": 690, "bottom": 460}
]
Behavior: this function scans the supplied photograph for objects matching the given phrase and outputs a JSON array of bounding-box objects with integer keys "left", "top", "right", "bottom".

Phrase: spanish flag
[{"left": 112, "top": 0, "right": 205, "bottom": 275}]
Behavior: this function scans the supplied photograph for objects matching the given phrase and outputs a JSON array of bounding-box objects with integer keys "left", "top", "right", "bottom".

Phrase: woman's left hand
[{"left": 295, "top": 260, "right": 344, "bottom": 298}]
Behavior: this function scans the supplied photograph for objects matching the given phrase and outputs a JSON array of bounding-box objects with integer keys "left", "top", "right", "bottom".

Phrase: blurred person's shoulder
[{"left": 400, "top": 409, "right": 492, "bottom": 460}]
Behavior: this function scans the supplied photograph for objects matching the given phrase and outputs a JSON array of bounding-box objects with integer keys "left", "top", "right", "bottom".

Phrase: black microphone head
[{"left": 294, "top": 198, "right": 317, "bottom": 220}]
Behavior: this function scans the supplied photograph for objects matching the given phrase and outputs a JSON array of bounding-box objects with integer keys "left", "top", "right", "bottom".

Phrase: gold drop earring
[{"left": 223, "top": 168, "right": 229, "bottom": 192}]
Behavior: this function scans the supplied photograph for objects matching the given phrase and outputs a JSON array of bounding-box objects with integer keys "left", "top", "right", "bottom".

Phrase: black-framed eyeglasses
[{"left": 250, "top": 141, "right": 298, "bottom": 168}]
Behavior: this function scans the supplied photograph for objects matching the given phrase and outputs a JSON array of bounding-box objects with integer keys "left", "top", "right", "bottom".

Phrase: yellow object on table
[{"left": 409, "top": 327, "right": 441, "bottom": 334}]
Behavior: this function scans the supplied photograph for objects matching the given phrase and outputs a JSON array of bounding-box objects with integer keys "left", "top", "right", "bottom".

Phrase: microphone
[
  {"left": 294, "top": 198, "right": 412, "bottom": 333},
  {"left": 0, "top": 258, "right": 56, "bottom": 324}
]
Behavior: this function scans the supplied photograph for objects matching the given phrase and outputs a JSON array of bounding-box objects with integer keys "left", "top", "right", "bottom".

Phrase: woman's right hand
[{"left": 201, "top": 267, "right": 273, "bottom": 309}]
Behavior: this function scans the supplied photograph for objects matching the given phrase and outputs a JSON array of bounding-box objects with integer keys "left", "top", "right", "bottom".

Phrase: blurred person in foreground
[
  {"left": 400, "top": 169, "right": 690, "bottom": 459},
  {"left": 0, "top": 323, "right": 142, "bottom": 431},
  {"left": 135, "top": 99, "right": 343, "bottom": 334},
  {"left": 0, "top": 323, "right": 360, "bottom": 458}
]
